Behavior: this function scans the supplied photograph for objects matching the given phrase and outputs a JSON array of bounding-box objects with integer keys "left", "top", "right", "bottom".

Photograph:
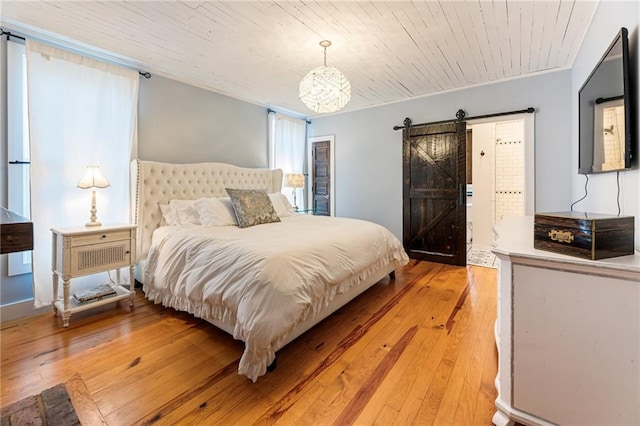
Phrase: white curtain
[
  {"left": 26, "top": 40, "right": 139, "bottom": 308},
  {"left": 268, "top": 112, "right": 307, "bottom": 207}
]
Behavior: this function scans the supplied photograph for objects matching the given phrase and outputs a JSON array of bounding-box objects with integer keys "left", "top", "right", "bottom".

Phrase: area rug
[
  {"left": 1, "top": 383, "right": 80, "bottom": 426},
  {"left": 467, "top": 247, "right": 497, "bottom": 269}
]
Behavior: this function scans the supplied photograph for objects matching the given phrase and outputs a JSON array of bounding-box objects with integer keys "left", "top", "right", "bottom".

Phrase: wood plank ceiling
[{"left": 1, "top": 1, "right": 598, "bottom": 116}]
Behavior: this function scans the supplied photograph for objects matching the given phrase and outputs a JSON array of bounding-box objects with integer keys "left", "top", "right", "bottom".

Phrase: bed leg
[
  {"left": 389, "top": 271, "right": 396, "bottom": 280},
  {"left": 267, "top": 353, "right": 278, "bottom": 372}
]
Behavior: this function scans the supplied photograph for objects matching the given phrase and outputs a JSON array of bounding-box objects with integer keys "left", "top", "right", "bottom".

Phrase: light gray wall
[
  {"left": 309, "top": 70, "right": 573, "bottom": 239},
  {"left": 571, "top": 1, "right": 640, "bottom": 251},
  {"left": 138, "top": 74, "right": 268, "bottom": 167}
]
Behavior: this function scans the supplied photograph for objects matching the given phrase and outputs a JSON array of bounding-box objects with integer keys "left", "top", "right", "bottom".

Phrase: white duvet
[{"left": 143, "top": 214, "right": 409, "bottom": 381}]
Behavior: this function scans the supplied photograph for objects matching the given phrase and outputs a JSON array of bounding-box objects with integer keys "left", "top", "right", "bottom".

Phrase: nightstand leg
[
  {"left": 62, "top": 276, "right": 71, "bottom": 327},
  {"left": 52, "top": 272, "right": 59, "bottom": 315},
  {"left": 128, "top": 265, "right": 135, "bottom": 307}
]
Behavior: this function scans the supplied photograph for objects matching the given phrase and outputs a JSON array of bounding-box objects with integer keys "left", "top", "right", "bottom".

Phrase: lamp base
[{"left": 85, "top": 190, "right": 102, "bottom": 227}]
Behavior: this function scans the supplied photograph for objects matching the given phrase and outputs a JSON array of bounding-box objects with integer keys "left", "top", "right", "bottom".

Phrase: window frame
[{"left": 7, "top": 38, "right": 32, "bottom": 276}]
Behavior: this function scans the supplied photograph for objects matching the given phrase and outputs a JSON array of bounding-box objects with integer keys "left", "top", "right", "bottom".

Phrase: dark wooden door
[
  {"left": 403, "top": 121, "right": 467, "bottom": 265},
  {"left": 312, "top": 140, "right": 331, "bottom": 216}
]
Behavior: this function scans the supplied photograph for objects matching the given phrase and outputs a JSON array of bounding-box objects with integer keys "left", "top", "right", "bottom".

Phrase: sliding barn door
[{"left": 403, "top": 121, "right": 467, "bottom": 266}]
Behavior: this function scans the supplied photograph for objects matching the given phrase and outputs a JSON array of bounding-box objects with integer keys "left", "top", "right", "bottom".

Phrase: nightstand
[{"left": 51, "top": 224, "right": 137, "bottom": 327}]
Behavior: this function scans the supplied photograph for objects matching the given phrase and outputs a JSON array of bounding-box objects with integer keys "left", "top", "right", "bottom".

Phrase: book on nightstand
[{"left": 72, "top": 285, "right": 117, "bottom": 304}]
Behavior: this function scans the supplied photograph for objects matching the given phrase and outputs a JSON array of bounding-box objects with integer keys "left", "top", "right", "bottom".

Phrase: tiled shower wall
[
  {"left": 602, "top": 105, "right": 625, "bottom": 167},
  {"left": 494, "top": 119, "right": 525, "bottom": 221}
]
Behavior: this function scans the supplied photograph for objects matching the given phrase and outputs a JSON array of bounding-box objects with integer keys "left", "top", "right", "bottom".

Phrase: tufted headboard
[{"left": 130, "top": 159, "right": 283, "bottom": 262}]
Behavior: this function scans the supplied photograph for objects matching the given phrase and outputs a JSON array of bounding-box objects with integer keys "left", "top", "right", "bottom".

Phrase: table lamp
[
  {"left": 77, "top": 165, "right": 110, "bottom": 227},
  {"left": 285, "top": 173, "right": 305, "bottom": 211}
]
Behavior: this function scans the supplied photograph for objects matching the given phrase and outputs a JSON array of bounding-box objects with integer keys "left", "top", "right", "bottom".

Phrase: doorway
[
  {"left": 307, "top": 135, "right": 335, "bottom": 216},
  {"left": 465, "top": 114, "right": 534, "bottom": 266}
]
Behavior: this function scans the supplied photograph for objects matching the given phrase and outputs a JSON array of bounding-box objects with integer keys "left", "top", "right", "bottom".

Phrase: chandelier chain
[{"left": 319, "top": 40, "right": 331, "bottom": 66}]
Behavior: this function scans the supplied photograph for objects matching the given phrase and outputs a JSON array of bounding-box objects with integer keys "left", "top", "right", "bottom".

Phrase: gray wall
[
  {"left": 309, "top": 70, "right": 573, "bottom": 239},
  {"left": 571, "top": 1, "right": 640, "bottom": 251},
  {"left": 138, "top": 74, "right": 268, "bottom": 167}
]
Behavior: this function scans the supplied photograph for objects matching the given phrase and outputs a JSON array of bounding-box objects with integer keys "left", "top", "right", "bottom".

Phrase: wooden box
[
  {"left": 0, "top": 207, "right": 33, "bottom": 254},
  {"left": 534, "top": 212, "right": 634, "bottom": 260}
]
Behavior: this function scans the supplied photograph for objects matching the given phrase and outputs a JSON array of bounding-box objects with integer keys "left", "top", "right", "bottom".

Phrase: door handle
[{"left": 324, "top": 195, "right": 330, "bottom": 200}]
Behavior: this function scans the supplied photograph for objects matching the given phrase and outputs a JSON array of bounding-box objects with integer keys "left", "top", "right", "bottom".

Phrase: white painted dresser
[{"left": 492, "top": 215, "right": 640, "bottom": 425}]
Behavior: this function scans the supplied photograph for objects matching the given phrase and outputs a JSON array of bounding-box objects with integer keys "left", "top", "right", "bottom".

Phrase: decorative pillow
[
  {"left": 159, "top": 203, "right": 178, "bottom": 226},
  {"left": 195, "top": 197, "right": 238, "bottom": 226},
  {"left": 279, "top": 193, "right": 296, "bottom": 214},
  {"left": 169, "top": 199, "right": 201, "bottom": 225},
  {"left": 225, "top": 188, "right": 281, "bottom": 228},
  {"left": 268, "top": 193, "right": 295, "bottom": 218}
]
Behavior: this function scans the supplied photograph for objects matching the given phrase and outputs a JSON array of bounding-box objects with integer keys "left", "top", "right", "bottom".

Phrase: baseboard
[
  {"left": 469, "top": 243, "right": 493, "bottom": 252},
  {"left": 0, "top": 298, "right": 50, "bottom": 323}
]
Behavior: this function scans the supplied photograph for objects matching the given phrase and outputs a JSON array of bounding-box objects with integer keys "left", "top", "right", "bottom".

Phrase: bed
[{"left": 131, "top": 159, "right": 409, "bottom": 381}]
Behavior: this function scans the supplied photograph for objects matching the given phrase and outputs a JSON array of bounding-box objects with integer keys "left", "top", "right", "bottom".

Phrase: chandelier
[{"left": 299, "top": 40, "right": 351, "bottom": 114}]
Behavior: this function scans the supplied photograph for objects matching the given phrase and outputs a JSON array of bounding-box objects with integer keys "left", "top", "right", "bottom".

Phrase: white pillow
[
  {"left": 195, "top": 197, "right": 238, "bottom": 226},
  {"left": 268, "top": 193, "right": 294, "bottom": 217},
  {"left": 159, "top": 203, "right": 178, "bottom": 226},
  {"left": 169, "top": 199, "right": 201, "bottom": 225}
]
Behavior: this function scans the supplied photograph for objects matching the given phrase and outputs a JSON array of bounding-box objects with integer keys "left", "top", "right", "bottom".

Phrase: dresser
[
  {"left": 0, "top": 207, "right": 33, "bottom": 254},
  {"left": 492, "top": 216, "right": 640, "bottom": 425}
]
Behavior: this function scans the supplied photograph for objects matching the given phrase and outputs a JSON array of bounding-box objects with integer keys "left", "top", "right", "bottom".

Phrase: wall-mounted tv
[{"left": 579, "top": 27, "right": 634, "bottom": 174}]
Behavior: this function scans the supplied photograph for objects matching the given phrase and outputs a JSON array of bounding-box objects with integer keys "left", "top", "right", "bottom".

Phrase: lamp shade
[
  {"left": 77, "top": 165, "right": 110, "bottom": 189},
  {"left": 285, "top": 173, "right": 305, "bottom": 189}
]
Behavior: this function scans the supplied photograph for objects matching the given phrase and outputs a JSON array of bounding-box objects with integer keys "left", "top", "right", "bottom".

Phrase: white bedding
[{"left": 143, "top": 214, "right": 408, "bottom": 381}]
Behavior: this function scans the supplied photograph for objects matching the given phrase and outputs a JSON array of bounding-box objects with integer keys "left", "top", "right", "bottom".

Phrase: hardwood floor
[{"left": 1, "top": 261, "right": 497, "bottom": 425}]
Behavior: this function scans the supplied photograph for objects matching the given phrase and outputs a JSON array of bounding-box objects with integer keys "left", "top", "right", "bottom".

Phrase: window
[
  {"left": 268, "top": 112, "right": 307, "bottom": 209},
  {"left": 7, "top": 38, "right": 31, "bottom": 276},
  {"left": 26, "top": 39, "right": 139, "bottom": 308}
]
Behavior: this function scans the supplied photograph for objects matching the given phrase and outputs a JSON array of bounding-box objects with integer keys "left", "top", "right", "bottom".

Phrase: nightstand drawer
[
  {"left": 70, "top": 240, "right": 132, "bottom": 276},
  {"left": 69, "top": 229, "right": 132, "bottom": 247}
]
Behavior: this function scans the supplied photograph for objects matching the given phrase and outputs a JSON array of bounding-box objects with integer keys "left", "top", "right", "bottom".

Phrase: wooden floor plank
[
  {"left": 346, "top": 270, "right": 463, "bottom": 424},
  {"left": 334, "top": 326, "right": 418, "bottom": 425},
  {"left": 386, "top": 266, "right": 472, "bottom": 424},
  {"left": 431, "top": 266, "right": 496, "bottom": 424},
  {"left": 0, "top": 262, "right": 498, "bottom": 425},
  {"left": 65, "top": 373, "right": 108, "bottom": 426},
  {"left": 453, "top": 267, "right": 498, "bottom": 424},
  {"left": 1, "top": 312, "right": 204, "bottom": 406},
  {"left": 473, "top": 308, "right": 500, "bottom": 424}
]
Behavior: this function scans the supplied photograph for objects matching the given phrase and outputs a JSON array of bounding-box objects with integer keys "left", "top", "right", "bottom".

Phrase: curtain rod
[
  {"left": 0, "top": 29, "right": 25, "bottom": 41},
  {"left": 1, "top": 28, "right": 151, "bottom": 79},
  {"left": 393, "top": 107, "right": 535, "bottom": 130},
  {"left": 267, "top": 108, "right": 311, "bottom": 125}
]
